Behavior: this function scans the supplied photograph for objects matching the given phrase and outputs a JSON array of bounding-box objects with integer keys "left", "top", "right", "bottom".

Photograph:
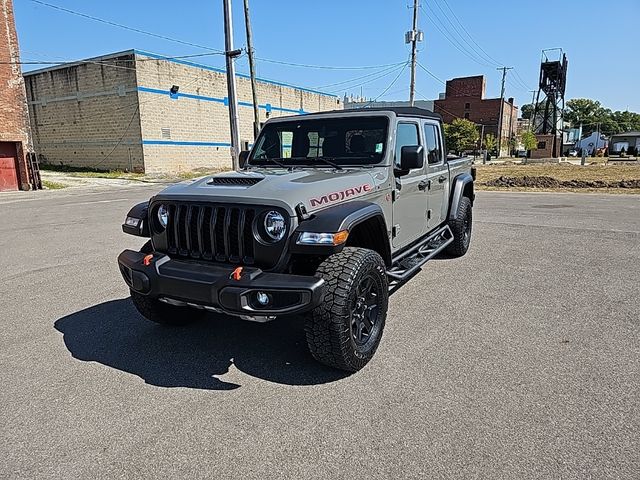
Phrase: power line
[
  {"left": 512, "top": 68, "right": 533, "bottom": 90},
  {"left": 372, "top": 62, "right": 410, "bottom": 102},
  {"left": 430, "top": 0, "right": 500, "bottom": 67},
  {"left": 420, "top": 5, "right": 493, "bottom": 68},
  {"left": 314, "top": 63, "right": 406, "bottom": 89},
  {"left": 253, "top": 57, "right": 406, "bottom": 70},
  {"left": 327, "top": 62, "right": 409, "bottom": 94},
  {"left": 416, "top": 61, "right": 482, "bottom": 98},
  {"left": 28, "top": 0, "right": 225, "bottom": 54},
  {"left": 437, "top": 0, "right": 504, "bottom": 67},
  {"left": 28, "top": 1, "right": 404, "bottom": 73}
]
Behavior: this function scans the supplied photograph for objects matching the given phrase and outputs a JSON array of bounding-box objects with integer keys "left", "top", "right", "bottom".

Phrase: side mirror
[
  {"left": 396, "top": 145, "right": 424, "bottom": 174},
  {"left": 239, "top": 150, "right": 250, "bottom": 169}
]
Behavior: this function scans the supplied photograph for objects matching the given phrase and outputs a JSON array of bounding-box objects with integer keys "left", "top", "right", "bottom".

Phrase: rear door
[
  {"left": 392, "top": 121, "right": 428, "bottom": 248},
  {"left": 423, "top": 122, "right": 449, "bottom": 229}
]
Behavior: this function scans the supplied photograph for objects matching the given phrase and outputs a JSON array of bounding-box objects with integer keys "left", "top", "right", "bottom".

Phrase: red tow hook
[
  {"left": 143, "top": 254, "right": 153, "bottom": 266},
  {"left": 231, "top": 266, "right": 243, "bottom": 281}
]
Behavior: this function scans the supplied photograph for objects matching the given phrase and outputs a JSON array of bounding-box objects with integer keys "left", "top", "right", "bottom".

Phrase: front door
[
  {"left": 392, "top": 122, "right": 428, "bottom": 248},
  {"left": 423, "top": 122, "right": 449, "bottom": 229},
  {"left": 0, "top": 143, "right": 19, "bottom": 192}
]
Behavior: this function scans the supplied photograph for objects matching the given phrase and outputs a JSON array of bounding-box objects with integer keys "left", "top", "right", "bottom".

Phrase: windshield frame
[{"left": 247, "top": 115, "right": 390, "bottom": 168}]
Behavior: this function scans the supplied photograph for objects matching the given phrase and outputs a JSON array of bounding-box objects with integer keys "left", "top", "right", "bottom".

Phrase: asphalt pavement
[{"left": 1, "top": 186, "right": 638, "bottom": 479}]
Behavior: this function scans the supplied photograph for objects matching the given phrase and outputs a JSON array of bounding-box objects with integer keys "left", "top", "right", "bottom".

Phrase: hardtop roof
[{"left": 296, "top": 106, "right": 442, "bottom": 121}]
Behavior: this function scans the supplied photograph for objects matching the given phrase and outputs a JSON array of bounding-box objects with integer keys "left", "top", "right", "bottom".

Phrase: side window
[
  {"left": 424, "top": 124, "right": 442, "bottom": 164},
  {"left": 395, "top": 123, "right": 420, "bottom": 166}
]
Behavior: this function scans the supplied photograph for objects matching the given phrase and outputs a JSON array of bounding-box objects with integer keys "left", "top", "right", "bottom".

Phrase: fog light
[
  {"left": 256, "top": 291, "right": 270, "bottom": 306},
  {"left": 125, "top": 216, "right": 140, "bottom": 227}
]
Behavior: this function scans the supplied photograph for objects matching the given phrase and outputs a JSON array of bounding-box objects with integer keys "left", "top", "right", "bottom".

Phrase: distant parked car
[
  {"left": 568, "top": 149, "right": 578, "bottom": 157},
  {"left": 516, "top": 150, "right": 528, "bottom": 158}
]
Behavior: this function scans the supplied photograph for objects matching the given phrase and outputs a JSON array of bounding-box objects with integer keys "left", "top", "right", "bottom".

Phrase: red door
[{"left": 0, "top": 142, "right": 19, "bottom": 191}]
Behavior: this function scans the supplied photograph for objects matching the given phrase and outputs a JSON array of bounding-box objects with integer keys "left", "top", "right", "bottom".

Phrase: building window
[
  {"left": 464, "top": 112, "right": 470, "bottom": 120},
  {"left": 537, "top": 141, "right": 546, "bottom": 149},
  {"left": 161, "top": 127, "right": 171, "bottom": 139},
  {"left": 464, "top": 102, "right": 470, "bottom": 109}
]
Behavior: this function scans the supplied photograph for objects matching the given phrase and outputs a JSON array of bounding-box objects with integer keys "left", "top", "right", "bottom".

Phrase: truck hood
[{"left": 155, "top": 168, "right": 383, "bottom": 214}]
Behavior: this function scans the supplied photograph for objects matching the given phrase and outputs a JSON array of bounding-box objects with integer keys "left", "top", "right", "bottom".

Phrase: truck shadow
[{"left": 54, "top": 298, "right": 349, "bottom": 390}]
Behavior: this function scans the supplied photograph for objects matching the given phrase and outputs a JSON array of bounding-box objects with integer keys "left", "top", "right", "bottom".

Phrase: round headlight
[
  {"left": 263, "top": 211, "right": 286, "bottom": 241},
  {"left": 157, "top": 204, "right": 169, "bottom": 229}
]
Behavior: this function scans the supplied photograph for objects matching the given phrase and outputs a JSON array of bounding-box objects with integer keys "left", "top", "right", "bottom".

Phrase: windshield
[{"left": 249, "top": 116, "right": 388, "bottom": 167}]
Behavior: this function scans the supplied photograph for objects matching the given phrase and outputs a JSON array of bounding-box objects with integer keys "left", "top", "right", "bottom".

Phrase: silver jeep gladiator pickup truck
[{"left": 118, "top": 107, "right": 474, "bottom": 371}]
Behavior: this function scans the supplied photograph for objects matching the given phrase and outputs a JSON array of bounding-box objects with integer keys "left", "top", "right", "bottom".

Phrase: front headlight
[
  {"left": 297, "top": 230, "right": 349, "bottom": 246},
  {"left": 157, "top": 204, "right": 169, "bottom": 229},
  {"left": 263, "top": 211, "right": 286, "bottom": 241}
]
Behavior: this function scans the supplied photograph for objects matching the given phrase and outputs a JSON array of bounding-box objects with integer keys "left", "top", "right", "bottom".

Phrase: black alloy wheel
[{"left": 351, "top": 273, "right": 383, "bottom": 348}]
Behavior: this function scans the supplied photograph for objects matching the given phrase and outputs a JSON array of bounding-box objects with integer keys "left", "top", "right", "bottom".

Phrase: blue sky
[{"left": 14, "top": 0, "right": 640, "bottom": 112}]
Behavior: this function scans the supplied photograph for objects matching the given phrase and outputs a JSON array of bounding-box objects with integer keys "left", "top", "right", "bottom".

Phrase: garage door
[{"left": 0, "top": 142, "right": 19, "bottom": 191}]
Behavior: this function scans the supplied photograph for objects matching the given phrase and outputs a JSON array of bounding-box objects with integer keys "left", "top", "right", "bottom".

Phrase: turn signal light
[{"left": 332, "top": 230, "right": 349, "bottom": 245}]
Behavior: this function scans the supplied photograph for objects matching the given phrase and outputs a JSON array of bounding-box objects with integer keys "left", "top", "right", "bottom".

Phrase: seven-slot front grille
[{"left": 164, "top": 204, "right": 256, "bottom": 264}]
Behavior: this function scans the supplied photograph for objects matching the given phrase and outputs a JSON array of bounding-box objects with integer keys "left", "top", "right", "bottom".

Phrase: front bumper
[{"left": 117, "top": 250, "right": 325, "bottom": 317}]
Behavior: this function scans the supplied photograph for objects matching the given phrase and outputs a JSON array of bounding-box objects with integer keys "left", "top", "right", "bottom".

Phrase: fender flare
[
  {"left": 122, "top": 201, "right": 150, "bottom": 237},
  {"left": 448, "top": 173, "right": 474, "bottom": 221},
  {"left": 290, "top": 201, "right": 389, "bottom": 257}
]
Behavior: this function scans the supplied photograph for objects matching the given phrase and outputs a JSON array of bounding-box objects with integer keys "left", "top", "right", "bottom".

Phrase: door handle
[
  {"left": 438, "top": 175, "right": 446, "bottom": 183},
  {"left": 418, "top": 180, "right": 430, "bottom": 191}
]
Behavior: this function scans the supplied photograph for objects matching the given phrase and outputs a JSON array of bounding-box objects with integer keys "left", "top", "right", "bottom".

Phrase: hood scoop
[{"left": 208, "top": 176, "right": 263, "bottom": 187}]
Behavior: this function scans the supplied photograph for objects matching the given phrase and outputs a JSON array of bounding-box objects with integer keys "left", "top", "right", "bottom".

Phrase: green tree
[
  {"left": 564, "top": 98, "right": 611, "bottom": 135},
  {"left": 483, "top": 133, "right": 497, "bottom": 153},
  {"left": 520, "top": 102, "right": 544, "bottom": 120},
  {"left": 520, "top": 130, "right": 537, "bottom": 152},
  {"left": 443, "top": 119, "right": 479, "bottom": 156}
]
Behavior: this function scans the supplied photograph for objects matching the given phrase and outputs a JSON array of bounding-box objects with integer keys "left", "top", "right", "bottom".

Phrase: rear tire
[
  {"left": 446, "top": 196, "right": 472, "bottom": 257},
  {"left": 305, "top": 247, "right": 388, "bottom": 372},
  {"left": 130, "top": 290, "right": 204, "bottom": 326}
]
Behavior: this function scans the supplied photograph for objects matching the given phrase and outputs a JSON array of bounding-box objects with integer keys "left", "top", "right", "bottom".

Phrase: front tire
[
  {"left": 446, "top": 196, "right": 472, "bottom": 257},
  {"left": 130, "top": 290, "right": 204, "bottom": 326},
  {"left": 305, "top": 247, "right": 389, "bottom": 372}
]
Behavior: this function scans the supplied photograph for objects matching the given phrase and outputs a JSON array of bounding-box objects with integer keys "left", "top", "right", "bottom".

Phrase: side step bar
[{"left": 386, "top": 225, "right": 454, "bottom": 284}]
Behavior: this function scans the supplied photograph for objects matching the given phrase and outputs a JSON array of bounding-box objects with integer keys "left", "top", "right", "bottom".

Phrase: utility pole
[
  {"left": 407, "top": 0, "right": 421, "bottom": 106},
  {"left": 243, "top": 0, "right": 260, "bottom": 141},
  {"left": 496, "top": 66, "right": 513, "bottom": 158},
  {"left": 223, "top": 0, "right": 241, "bottom": 169},
  {"left": 480, "top": 123, "right": 486, "bottom": 164}
]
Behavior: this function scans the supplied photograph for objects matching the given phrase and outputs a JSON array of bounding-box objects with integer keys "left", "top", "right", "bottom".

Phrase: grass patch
[
  {"left": 42, "top": 180, "right": 68, "bottom": 190},
  {"left": 40, "top": 164, "right": 144, "bottom": 180},
  {"left": 40, "top": 163, "right": 230, "bottom": 182},
  {"left": 476, "top": 163, "right": 640, "bottom": 193}
]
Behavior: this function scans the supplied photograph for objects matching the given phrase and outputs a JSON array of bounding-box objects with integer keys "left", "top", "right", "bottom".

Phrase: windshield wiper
[
  {"left": 313, "top": 157, "right": 344, "bottom": 170},
  {"left": 251, "top": 157, "right": 291, "bottom": 169}
]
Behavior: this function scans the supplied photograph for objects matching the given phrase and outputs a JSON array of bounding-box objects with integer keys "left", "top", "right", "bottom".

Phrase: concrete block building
[
  {"left": 433, "top": 75, "right": 518, "bottom": 157},
  {"left": 0, "top": 0, "right": 32, "bottom": 191},
  {"left": 24, "top": 50, "right": 341, "bottom": 174}
]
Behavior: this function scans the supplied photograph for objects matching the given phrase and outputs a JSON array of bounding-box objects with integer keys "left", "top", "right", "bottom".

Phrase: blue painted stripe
[
  {"left": 133, "top": 49, "right": 337, "bottom": 98},
  {"left": 143, "top": 140, "right": 231, "bottom": 147},
  {"left": 137, "top": 86, "right": 306, "bottom": 113}
]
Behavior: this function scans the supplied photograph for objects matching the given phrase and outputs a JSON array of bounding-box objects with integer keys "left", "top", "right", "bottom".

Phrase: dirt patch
[{"left": 483, "top": 176, "right": 640, "bottom": 190}]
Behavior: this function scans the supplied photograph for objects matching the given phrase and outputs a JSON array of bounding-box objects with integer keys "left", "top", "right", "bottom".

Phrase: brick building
[
  {"left": 433, "top": 75, "right": 518, "bottom": 157},
  {"left": 0, "top": 0, "right": 32, "bottom": 191},
  {"left": 24, "top": 50, "right": 341, "bottom": 174}
]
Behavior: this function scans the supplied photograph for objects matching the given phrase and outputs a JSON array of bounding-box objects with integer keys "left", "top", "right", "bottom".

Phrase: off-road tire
[
  {"left": 446, "top": 196, "right": 472, "bottom": 257},
  {"left": 130, "top": 290, "right": 204, "bottom": 326},
  {"left": 305, "top": 247, "right": 389, "bottom": 372}
]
